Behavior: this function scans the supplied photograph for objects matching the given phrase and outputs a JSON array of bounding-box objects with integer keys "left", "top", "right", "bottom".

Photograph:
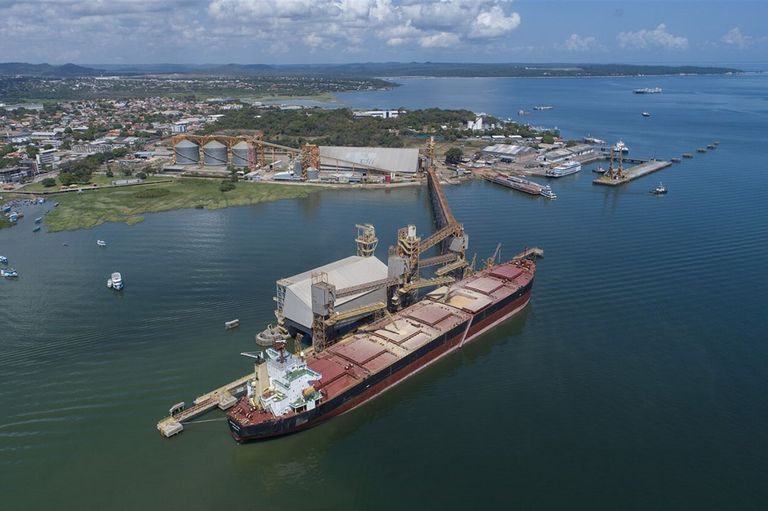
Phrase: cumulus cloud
[
  {"left": 720, "top": 27, "right": 754, "bottom": 49},
  {"left": 0, "top": 0, "right": 523, "bottom": 62},
  {"left": 419, "top": 32, "right": 461, "bottom": 48},
  {"left": 562, "top": 34, "right": 600, "bottom": 52},
  {"left": 617, "top": 23, "right": 688, "bottom": 50},
  {"left": 469, "top": 5, "right": 521, "bottom": 39},
  {"left": 208, "top": 0, "right": 522, "bottom": 50}
]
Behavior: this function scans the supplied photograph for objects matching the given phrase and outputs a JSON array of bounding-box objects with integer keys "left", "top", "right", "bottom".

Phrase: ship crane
[{"left": 484, "top": 243, "right": 502, "bottom": 269}]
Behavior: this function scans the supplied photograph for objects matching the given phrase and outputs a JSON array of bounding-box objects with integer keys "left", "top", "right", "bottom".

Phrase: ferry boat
[
  {"left": 228, "top": 256, "right": 537, "bottom": 442},
  {"left": 633, "top": 87, "right": 662, "bottom": 94},
  {"left": 485, "top": 174, "right": 556, "bottom": 200},
  {"left": 1, "top": 268, "right": 19, "bottom": 278},
  {"left": 97, "top": 240, "right": 107, "bottom": 247},
  {"left": 546, "top": 160, "right": 582, "bottom": 177},
  {"left": 613, "top": 140, "right": 629, "bottom": 154},
  {"left": 107, "top": 272, "right": 124, "bottom": 290}
]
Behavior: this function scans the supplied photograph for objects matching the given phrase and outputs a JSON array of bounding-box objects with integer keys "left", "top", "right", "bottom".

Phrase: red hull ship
[{"left": 228, "top": 257, "right": 535, "bottom": 442}]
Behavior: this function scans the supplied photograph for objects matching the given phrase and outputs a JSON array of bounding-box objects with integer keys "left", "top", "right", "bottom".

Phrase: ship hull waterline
[{"left": 228, "top": 280, "right": 533, "bottom": 443}]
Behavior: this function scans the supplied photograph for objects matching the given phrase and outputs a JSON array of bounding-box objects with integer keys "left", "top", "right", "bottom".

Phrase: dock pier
[
  {"left": 157, "top": 373, "right": 253, "bottom": 438},
  {"left": 593, "top": 159, "right": 672, "bottom": 186}
]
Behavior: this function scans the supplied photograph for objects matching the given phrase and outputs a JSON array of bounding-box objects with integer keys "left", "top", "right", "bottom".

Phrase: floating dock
[
  {"left": 593, "top": 160, "right": 673, "bottom": 186},
  {"left": 157, "top": 373, "right": 253, "bottom": 437}
]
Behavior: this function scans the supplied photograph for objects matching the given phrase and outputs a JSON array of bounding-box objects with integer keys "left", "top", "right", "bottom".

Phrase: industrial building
[
  {"left": 277, "top": 255, "right": 389, "bottom": 336},
  {"left": 319, "top": 146, "right": 419, "bottom": 174},
  {"left": 170, "top": 135, "right": 420, "bottom": 178},
  {"left": 352, "top": 110, "right": 401, "bottom": 119},
  {"left": 481, "top": 144, "right": 537, "bottom": 162}
]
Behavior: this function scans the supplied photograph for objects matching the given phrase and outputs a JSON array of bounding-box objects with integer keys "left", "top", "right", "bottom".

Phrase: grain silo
[
  {"left": 232, "top": 141, "right": 251, "bottom": 167},
  {"left": 174, "top": 139, "right": 199, "bottom": 165},
  {"left": 203, "top": 140, "right": 227, "bottom": 166}
]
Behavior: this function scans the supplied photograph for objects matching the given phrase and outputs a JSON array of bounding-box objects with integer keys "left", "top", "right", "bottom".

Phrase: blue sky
[{"left": 0, "top": 0, "right": 766, "bottom": 68}]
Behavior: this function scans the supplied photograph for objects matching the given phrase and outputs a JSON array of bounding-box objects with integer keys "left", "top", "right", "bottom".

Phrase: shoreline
[{"left": 29, "top": 177, "right": 422, "bottom": 232}]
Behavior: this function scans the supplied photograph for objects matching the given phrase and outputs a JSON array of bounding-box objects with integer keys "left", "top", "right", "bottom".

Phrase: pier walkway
[
  {"left": 157, "top": 373, "right": 253, "bottom": 437},
  {"left": 593, "top": 160, "right": 672, "bottom": 186}
]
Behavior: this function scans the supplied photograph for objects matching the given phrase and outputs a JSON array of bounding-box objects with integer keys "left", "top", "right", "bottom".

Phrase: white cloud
[
  {"left": 0, "top": 0, "right": 523, "bottom": 62},
  {"left": 419, "top": 32, "right": 461, "bottom": 48},
  {"left": 617, "top": 24, "right": 688, "bottom": 50},
  {"left": 562, "top": 34, "right": 600, "bottom": 52},
  {"left": 721, "top": 27, "right": 752, "bottom": 49},
  {"left": 208, "top": 0, "right": 521, "bottom": 51},
  {"left": 469, "top": 6, "right": 521, "bottom": 39}
]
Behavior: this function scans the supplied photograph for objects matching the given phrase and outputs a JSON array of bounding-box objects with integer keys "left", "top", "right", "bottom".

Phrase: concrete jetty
[{"left": 592, "top": 160, "right": 672, "bottom": 186}]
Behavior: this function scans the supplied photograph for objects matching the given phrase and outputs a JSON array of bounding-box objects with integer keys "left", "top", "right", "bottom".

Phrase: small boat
[
  {"left": 533, "top": 105, "right": 553, "bottom": 111},
  {"left": 32, "top": 226, "right": 41, "bottom": 232},
  {"left": 225, "top": 319, "right": 241, "bottom": 330},
  {"left": 707, "top": 144, "right": 716, "bottom": 149},
  {"left": 34, "top": 217, "right": 42, "bottom": 224},
  {"left": 633, "top": 87, "right": 662, "bottom": 94},
  {"left": 108, "top": 272, "right": 123, "bottom": 290},
  {"left": 584, "top": 136, "right": 606, "bottom": 145},
  {"left": 97, "top": 240, "right": 107, "bottom": 247},
  {"left": 671, "top": 157, "right": 682, "bottom": 163},
  {"left": 540, "top": 185, "right": 557, "bottom": 200},
  {"left": 651, "top": 182, "right": 667, "bottom": 195},
  {"left": 0, "top": 256, "right": 7, "bottom": 264},
  {"left": 682, "top": 153, "right": 694, "bottom": 159},
  {"left": 1, "top": 268, "right": 19, "bottom": 278},
  {"left": 592, "top": 166, "right": 607, "bottom": 174},
  {"left": 697, "top": 147, "right": 706, "bottom": 153},
  {"left": 641, "top": 112, "right": 651, "bottom": 117}
]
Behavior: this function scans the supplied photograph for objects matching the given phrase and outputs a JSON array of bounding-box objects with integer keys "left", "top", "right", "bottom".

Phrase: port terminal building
[{"left": 278, "top": 255, "right": 389, "bottom": 338}]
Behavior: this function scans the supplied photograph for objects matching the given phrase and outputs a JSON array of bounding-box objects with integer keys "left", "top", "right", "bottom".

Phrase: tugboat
[
  {"left": 651, "top": 182, "right": 667, "bottom": 195},
  {"left": 1, "top": 268, "right": 19, "bottom": 278},
  {"left": 107, "top": 272, "right": 124, "bottom": 290}
]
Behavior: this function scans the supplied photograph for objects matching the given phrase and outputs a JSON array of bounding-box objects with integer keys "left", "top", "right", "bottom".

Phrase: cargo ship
[{"left": 228, "top": 256, "right": 535, "bottom": 442}]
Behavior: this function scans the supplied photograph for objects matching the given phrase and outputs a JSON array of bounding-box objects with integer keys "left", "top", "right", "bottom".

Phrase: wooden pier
[
  {"left": 593, "top": 159, "right": 672, "bottom": 186},
  {"left": 157, "top": 372, "right": 253, "bottom": 438}
]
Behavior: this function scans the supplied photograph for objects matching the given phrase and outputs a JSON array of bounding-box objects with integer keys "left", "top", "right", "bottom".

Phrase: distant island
[{"left": 0, "top": 61, "right": 742, "bottom": 79}]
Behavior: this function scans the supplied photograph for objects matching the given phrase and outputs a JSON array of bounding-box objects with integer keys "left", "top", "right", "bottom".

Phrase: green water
[{"left": 2, "top": 75, "right": 767, "bottom": 509}]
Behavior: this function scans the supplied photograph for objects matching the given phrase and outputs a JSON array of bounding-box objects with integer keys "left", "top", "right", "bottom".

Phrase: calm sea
[{"left": 1, "top": 74, "right": 767, "bottom": 509}]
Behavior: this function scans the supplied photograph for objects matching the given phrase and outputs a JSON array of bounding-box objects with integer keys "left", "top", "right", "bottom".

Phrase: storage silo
[
  {"left": 203, "top": 140, "right": 227, "bottom": 166},
  {"left": 174, "top": 139, "right": 199, "bottom": 165},
  {"left": 232, "top": 141, "right": 251, "bottom": 167}
]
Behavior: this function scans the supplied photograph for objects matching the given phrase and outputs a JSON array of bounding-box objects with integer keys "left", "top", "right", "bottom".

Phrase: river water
[{"left": 2, "top": 74, "right": 767, "bottom": 509}]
